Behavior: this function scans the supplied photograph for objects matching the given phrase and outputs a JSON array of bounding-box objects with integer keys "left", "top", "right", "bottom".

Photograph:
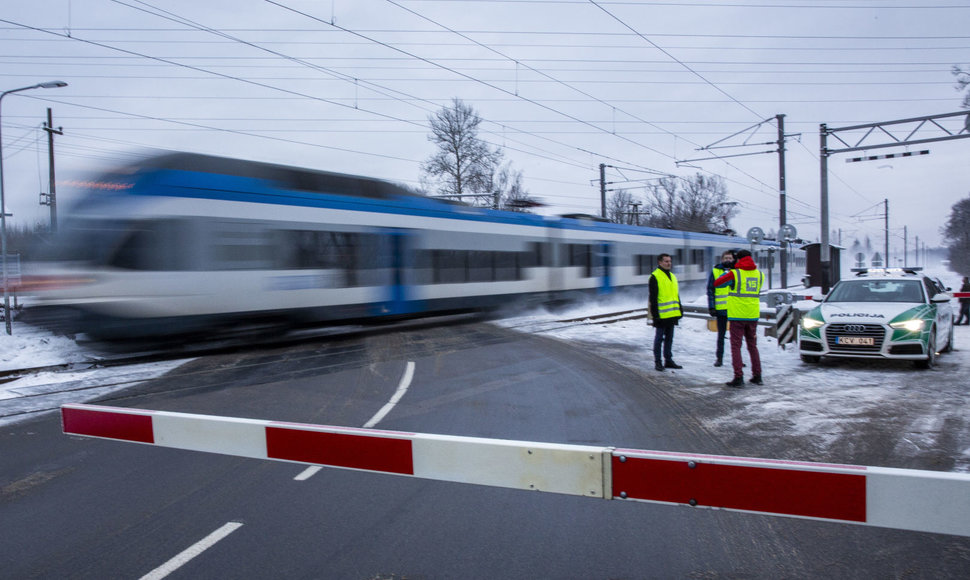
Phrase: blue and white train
[{"left": 27, "top": 152, "right": 799, "bottom": 340}]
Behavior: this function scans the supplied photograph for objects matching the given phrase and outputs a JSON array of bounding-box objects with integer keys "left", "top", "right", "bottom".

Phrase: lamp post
[{"left": 0, "top": 81, "right": 68, "bottom": 335}]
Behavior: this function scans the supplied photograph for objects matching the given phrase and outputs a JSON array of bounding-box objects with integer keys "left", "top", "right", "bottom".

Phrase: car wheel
[
  {"left": 915, "top": 330, "right": 937, "bottom": 369},
  {"left": 800, "top": 354, "right": 821, "bottom": 363}
]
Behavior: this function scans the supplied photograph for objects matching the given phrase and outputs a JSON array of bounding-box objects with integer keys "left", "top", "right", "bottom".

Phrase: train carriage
[{"left": 27, "top": 152, "right": 800, "bottom": 340}]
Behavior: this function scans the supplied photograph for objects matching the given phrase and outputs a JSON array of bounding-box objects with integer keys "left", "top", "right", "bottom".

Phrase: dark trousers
[
  {"left": 729, "top": 320, "right": 762, "bottom": 379},
  {"left": 653, "top": 323, "right": 675, "bottom": 364},
  {"left": 715, "top": 312, "right": 728, "bottom": 361},
  {"left": 958, "top": 303, "right": 970, "bottom": 325}
]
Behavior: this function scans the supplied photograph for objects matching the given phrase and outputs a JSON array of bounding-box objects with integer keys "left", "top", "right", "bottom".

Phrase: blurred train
[{"left": 26, "top": 152, "right": 804, "bottom": 340}]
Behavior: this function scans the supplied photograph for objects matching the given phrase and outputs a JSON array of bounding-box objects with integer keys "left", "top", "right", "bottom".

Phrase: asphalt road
[{"left": 1, "top": 322, "right": 968, "bottom": 578}]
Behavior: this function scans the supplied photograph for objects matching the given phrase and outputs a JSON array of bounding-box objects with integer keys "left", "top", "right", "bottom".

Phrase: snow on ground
[
  {"left": 493, "top": 273, "right": 970, "bottom": 473},
  {"left": 0, "top": 324, "right": 188, "bottom": 427}
]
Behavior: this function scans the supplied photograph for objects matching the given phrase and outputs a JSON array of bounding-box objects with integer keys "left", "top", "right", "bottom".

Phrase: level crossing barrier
[{"left": 61, "top": 403, "right": 970, "bottom": 538}]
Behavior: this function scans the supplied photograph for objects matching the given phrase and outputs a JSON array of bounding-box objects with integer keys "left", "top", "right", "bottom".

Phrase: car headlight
[
  {"left": 890, "top": 319, "right": 925, "bottom": 332},
  {"left": 801, "top": 317, "right": 824, "bottom": 330}
]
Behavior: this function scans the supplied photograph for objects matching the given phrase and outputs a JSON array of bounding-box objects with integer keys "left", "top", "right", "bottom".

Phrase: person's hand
[{"left": 709, "top": 309, "right": 717, "bottom": 317}]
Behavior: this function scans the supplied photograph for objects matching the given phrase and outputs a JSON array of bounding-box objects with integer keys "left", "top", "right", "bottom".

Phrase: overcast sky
[{"left": 2, "top": 0, "right": 969, "bottom": 255}]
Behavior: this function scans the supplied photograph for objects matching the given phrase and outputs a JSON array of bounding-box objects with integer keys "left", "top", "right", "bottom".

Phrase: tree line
[{"left": 419, "top": 97, "right": 740, "bottom": 233}]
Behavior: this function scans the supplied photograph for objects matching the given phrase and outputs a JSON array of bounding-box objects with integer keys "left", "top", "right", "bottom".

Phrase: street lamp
[{"left": 0, "top": 81, "right": 68, "bottom": 335}]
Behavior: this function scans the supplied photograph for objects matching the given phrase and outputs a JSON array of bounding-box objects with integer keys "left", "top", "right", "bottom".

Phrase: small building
[{"left": 801, "top": 243, "right": 843, "bottom": 289}]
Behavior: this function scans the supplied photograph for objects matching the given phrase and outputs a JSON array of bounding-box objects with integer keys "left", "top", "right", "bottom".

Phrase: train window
[
  {"left": 213, "top": 228, "right": 273, "bottom": 270},
  {"left": 526, "top": 241, "right": 548, "bottom": 268},
  {"left": 495, "top": 252, "right": 518, "bottom": 281},
  {"left": 275, "top": 230, "right": 373, "bottom": 286},
  {"left": 468, "top": 251, "right": 493, "bottom": 282},
  {"left": 416, "top": 249, "right": 527, "bottom": 284},
  {"left": 434, "top": 250, "right": 467, "bottom": 284},
  {"left": 691, "top": 249, "right": 704, "bottom": 265},
  {"left": 566, "top": 244, "right": 592, "bottom": 277},
  {"left": 109, "top": 229, "right": 158, "bottom": 270},
  {"left": 634, "top": 254, "right": 657, "bottom": 276},
  {"left": 107, "top": 220, "right": 183, "bottom": 271}
]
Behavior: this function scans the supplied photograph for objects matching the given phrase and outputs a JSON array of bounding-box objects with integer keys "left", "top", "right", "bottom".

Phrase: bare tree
[
  {"left": 421, "top": 98, "right": 502, "bottom": 205},
  {"left": 606, "top": 189, "right": 642, "bottom": 224},
  {"left": 641, "top": 173, "right": 738, "bottom": 233},
  {"left": 953, "top": 65, "right": 970, "bottom": 109},
  {"left": 492, "top": 162, "right": 539, "bottom": 211}
]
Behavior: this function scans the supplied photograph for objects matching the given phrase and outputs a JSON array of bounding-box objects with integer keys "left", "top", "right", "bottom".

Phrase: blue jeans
[
  {"left": 715, "top": 312, "right": 728, "bottom": 361},
  {"left": 653, "top": 323, "right": 675, "bottom": 364}
]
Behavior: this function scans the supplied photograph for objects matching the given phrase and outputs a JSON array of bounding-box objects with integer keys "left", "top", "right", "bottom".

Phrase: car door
[{"left": 925, "top": 276, "right": 953, "bottom": 349}]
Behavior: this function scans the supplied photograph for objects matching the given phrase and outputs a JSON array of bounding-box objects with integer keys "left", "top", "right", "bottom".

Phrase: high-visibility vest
[
  {"left": 712, "top": 266, "right": 729, "bottom": 311},
  {"left": 726, "top": 268, "right": 763, "bottom": 320},
  {"left": 651, "top": 268, "right": 682, "bottom": 319}
]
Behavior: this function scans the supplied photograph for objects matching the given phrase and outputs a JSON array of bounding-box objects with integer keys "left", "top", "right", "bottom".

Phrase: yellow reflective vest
[
  {"left": 651, "top": 268, "right": 682, "bottom": 319},
  {"left": 712, "top": 266, "right": 729, "bottom": 312},
  {"left": 726, "top": 268, "right": 763, "bottom": 321}
]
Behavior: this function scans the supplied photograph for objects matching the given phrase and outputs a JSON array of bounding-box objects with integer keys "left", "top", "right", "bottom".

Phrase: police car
[{"left": 799, "top": 268, "right": 954, "bottom": 368}]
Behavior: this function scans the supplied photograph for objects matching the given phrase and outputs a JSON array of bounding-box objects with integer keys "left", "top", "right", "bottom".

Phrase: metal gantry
[{"left": 819, "top": 111, "right": 970, "bottom": 293}]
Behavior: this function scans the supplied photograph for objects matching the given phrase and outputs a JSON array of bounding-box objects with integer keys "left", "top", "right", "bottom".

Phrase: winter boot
[
  {"left": 664, "top": 360, "right": 683, "bottom": 369},
  {"left": 725, "top": 376, "right": 744, "bottom": 388},
  {"left": 655, "top": 362, "right": 665, "bottom": 372},
  {"left": 750, "top": 375, "right": 764, "bottom": 385},
  {"left": 713, "top": 358, "right": 723, "bottom": 367}
]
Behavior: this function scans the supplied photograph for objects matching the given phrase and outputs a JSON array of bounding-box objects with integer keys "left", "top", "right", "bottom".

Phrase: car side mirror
[{"left": 931, "top": 293, "right": 951, "bottom": 303}]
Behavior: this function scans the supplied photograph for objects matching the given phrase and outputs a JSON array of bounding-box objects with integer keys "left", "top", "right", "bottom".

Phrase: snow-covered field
[{"left": 0, "top": 325, "right": 188, "bottom": 427}]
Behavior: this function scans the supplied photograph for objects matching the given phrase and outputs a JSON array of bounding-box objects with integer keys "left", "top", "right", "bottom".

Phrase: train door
[
  {"left": 596, "top": 241, "right": 613, "bottom": 294},
  {"left": 377, "top": 228, "right": 416, "bottom": 316}
]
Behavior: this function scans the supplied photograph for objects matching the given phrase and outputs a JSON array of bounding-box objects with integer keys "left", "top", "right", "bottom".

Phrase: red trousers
[{"left": 729, "top": 320, "right": 762, "bottom": 379}]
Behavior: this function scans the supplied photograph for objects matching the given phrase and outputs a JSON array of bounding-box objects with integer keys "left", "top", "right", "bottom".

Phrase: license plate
[{"left": 836, "top": 336, "right": 874, "bottom": 346}]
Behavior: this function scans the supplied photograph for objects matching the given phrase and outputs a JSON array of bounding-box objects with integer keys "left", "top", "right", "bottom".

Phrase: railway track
[
  {"left": 0, "top": 312, "right": 490, "bottom": 425},
  {"left": 0, "top": 306, "right": 706, "bottom": 424}
]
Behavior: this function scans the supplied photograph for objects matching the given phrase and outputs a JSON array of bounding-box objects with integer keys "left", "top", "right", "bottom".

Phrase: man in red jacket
[{"left": 714, "top": 249, "right": 764, "bottom": 388}]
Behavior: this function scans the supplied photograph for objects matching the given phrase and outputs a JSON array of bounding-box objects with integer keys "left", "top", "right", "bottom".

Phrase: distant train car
[{"left": 26, "top": 152, "right": 801, "bottom": 340}]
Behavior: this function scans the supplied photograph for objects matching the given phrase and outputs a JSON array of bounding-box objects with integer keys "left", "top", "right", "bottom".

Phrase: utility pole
[
  {"left": 884, "top": 199, "right": 889, "bottom": 269},
  {"left": 599, "top": 163, "right": 606, "bottom": 219},
  {"left": 629, "top": 202, "right": 642, "bottom": 226},
  {"left": 776, "top": 114, "right": 788, "bottom": 288},
  {"left": 903, "top": 226, "right": 907, "bottom": 268},
  {"left": 819, "top": 124, "right": 831, "bottom": 293},
  {"left": 41, "top": 108, "right": 63, "bottom": 233},
  {"left": 915, "top": 235, "right": 919, "bottom": 266}
]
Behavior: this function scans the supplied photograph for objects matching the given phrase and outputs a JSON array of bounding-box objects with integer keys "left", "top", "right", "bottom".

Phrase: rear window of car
[{"left": 826, "top": 279, "right": 925, "bottom": 303}]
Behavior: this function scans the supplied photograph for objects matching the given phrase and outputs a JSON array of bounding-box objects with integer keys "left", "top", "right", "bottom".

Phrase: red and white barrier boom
[{"left": 61, "top": 403, "right": 970, "bottom": 537}]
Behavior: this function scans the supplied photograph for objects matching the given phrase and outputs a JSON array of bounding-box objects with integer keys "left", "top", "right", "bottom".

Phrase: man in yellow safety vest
[
  {"left": 706, "top": 249, "right": 736, "bottom": 367},
  {"left": 649, "top": 253, "right": 683, "bottom": 372},
  {"left": 714, "top": 249, "right": 764, "bottom": 388}
]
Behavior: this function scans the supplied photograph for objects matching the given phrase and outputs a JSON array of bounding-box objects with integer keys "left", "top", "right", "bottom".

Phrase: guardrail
[{"left": 62, "top": 403, "right": 970, "bottom": 538}]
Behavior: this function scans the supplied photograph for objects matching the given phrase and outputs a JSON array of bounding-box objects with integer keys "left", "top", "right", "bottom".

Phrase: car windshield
[{"left": 825, "top": 279, "right": 925, "bottom": 303}]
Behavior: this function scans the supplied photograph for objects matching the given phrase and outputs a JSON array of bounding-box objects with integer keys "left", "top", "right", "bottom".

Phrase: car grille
[{"left": 825, "top": 323, "right": 885, "bottom": 353}]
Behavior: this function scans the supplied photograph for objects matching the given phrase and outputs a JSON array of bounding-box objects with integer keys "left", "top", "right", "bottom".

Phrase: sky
[{"left": 1, "top": 0, "right": 969, "bottom": 253}]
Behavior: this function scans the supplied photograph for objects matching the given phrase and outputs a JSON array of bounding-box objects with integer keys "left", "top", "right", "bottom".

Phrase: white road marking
[
  {"left": 293, "top": 361, "right": 415, "bottom": 481},
  {"left": 363, "top": 361, "right": 415, "bottom": 429},
  {"left": 293, "top": 465, "right": 322, "bottom": 480},
  {"left": 140, "top": 521, "right": 243, "bottom": 580}
]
